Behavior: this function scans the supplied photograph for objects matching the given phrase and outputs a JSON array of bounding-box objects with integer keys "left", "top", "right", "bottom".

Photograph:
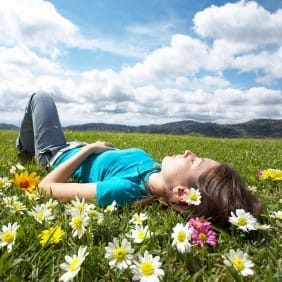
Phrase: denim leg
[{"left": 17, "top": 92, "right": 67, "bottom": 166}]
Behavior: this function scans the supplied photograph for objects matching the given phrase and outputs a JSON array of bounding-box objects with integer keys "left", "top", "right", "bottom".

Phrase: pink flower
[
  {"left": 188, "top": 217, "right": 211, "bottom": 229},
  {"left": 257, "top": 170, "right": 263, "bottom": 180},
  {"left": 192, "top": 225, "right": 217, "bottom": 247}
]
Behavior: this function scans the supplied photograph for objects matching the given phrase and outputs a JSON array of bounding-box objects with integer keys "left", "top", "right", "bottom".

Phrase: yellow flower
[
  {"left": 258, "top": 169, "right": 282, "bottom": 181},
  {"left": 39, "top": 226, "right": 65, "bottom": 246},
  {"left": 11, "top": 171, "right": 40, "bottom": 192}
]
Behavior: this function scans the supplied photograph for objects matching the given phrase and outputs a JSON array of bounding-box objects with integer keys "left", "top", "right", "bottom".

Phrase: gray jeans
[{"left": 16, "top": 92, "right": 68, "bottom": 166}]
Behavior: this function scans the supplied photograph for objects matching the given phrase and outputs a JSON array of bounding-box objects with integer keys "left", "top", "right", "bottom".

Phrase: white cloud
[
  {"left": 206, "top": 39, "right": 254, "bottom": 71},
  {"left": 0, "top": 45, "right": 62, "bottom": 75},
  {"left": 121, "top": 34, "right": 209, "bottom": 82},
  {"left": 193, "top": 0, "right": 282, "bottom": 44},
  {"left": 0, "top": 0, "right": 78, "bottom": 57},
  {"left": 232, "top": 48, "right": 282, "bottom": 80}
]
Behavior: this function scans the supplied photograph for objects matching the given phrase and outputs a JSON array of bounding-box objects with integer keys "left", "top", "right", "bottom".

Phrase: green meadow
[{"left": 0, "top": 130, "right": 281, "bottom": 281}]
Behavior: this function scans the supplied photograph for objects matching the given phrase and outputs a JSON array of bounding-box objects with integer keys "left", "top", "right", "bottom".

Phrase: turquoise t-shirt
[{"left": 52, "top": 148, "right": 160, "bottom": 207}]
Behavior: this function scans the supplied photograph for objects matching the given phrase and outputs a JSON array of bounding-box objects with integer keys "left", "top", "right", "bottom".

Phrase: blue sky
[{"left": 0, "top": 0, "right": 281, "bottom": 126}]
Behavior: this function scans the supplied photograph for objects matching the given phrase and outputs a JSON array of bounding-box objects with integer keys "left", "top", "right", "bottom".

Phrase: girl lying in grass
[{"left": 16, "top": 92, "right": 263, "bottom": 227}]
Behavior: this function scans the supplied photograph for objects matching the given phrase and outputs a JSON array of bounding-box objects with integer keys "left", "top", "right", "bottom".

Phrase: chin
[{"left": 162, "top": 156, "right": 171, "bottom": 164}]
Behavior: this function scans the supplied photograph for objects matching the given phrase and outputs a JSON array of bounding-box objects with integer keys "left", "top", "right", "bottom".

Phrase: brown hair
[{"left": 134, "top": 164, "right": 263, "bottom": 228}]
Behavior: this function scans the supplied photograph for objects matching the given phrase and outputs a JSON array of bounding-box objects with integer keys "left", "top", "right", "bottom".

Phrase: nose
[{"left": 183, "top": 150, "right": 196, "bottom": 158}]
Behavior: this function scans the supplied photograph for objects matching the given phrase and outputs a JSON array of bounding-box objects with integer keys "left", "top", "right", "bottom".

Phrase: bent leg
[{"left": 17, "top": 92, "right": 67, "bottom": 166}]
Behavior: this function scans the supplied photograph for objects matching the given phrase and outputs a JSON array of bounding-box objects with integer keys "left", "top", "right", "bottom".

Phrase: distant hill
[
  {"left": 0, "top": 123, "right": 19, "bottom": 130},
  {"left": 1, "top": 119, "right": 281, "bottom": 138},
  {"left": 64, "top": 119, "right": 282, "bottom": 138}
]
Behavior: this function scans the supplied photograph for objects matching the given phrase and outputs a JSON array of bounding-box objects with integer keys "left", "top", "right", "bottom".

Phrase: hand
[{"left": 82, "top": 141, "right": 116, "bottom": 154}]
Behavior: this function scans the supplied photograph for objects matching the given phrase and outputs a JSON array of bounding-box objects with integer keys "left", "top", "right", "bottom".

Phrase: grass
[{"left": 0, "top": 130, "right": 281, "bottom": 281}]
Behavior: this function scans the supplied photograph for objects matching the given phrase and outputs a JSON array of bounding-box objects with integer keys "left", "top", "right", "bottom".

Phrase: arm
[{"left": 38, "top": 141, "right": 115, "bottom": 201}]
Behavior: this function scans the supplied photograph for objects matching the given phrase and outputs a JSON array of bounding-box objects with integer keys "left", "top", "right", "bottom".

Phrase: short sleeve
[{"left": 96, "top": 178, "right": 147, "bottom": 207}]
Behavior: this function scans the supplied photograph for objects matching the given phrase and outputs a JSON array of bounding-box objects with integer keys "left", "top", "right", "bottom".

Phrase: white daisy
[
  {"left": 9, "top": 200, "right": 26, "bottom": 214},
  {"left": 3, "top": 195, "right": 19, "bottom": 207},
  {"left": 70, "top": 211, "right": 89, "bottom": 239},
  {"left": 130, "top": 225, "right": 152, "bottom": 244},
  {"left": 105, "top": 238, "right": 134, "bottom": 270},
  {"left": 69, "top": 196, "right": 95, "bottom": 216},
  {"left": 59, "top": 246, "right": 88, "bottom": 282},
  {"left": 130, "top": 250, "right": 165, "bottom": 281},
  {"left": 171, "top": 223, "right": 193, "bottom": 253},
  {"left": 130, "top": 213, "right": 148, "bottom": 225},
  {"left": 229, "top": 209, "right": 257, "bottom": 232},
  {"left": 223, "top": 249, "right": 254, "bottom": 276},
  {"left": 270, "top": 210, "right": 282, "bottom": 220},
  {"left": 88, "top": 209, "right": 104, "bottom": 224},
  {"left": 247, "top": 185, "right": 257, "bottom": 193},
  {"left": 184, "top": 187, "right": 202, "bottom": 206},
  {"left": 45, "top": 198, "right": 59, "bottom": 211},
  {"left": 104, "top": 200, "right": 117, "bottom": 213},
  {"left": 0, "top": 222, "right": 20, "bottom": 252},
  {"left": 25, "top": 191, "right": 41, "bottom": 201},
  {"left": 9, "top": 163, "right": 24, "bottom": 174},
  {"left": 28, "top": 203, "right": 55, "bottom": 223},
  {"left": 0, "top": 176, "right": 11, "bottom": 188},
  {"left": 255, "top": 223, "right": 272, "bottom": 231}
]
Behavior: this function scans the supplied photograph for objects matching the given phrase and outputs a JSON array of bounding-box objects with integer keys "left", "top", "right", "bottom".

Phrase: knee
[
  {"left": 31, "top": 92, "right": 51, "bottom": 101},
  {"left": 30, "top": 92, "right": 53, "bottom": 105}
]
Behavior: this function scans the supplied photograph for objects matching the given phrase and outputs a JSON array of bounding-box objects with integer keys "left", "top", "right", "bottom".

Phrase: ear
[{"left": 172, "top": 185, "right": 189, "bottom": 203}]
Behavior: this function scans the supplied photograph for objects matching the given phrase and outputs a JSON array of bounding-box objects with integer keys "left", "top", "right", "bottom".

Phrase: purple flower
[
  {"left": 188, "top": 217, "right": 211, "bottom": 229},
  {"left": 191, "top": 225, "right": 217, "bottom": 247}
]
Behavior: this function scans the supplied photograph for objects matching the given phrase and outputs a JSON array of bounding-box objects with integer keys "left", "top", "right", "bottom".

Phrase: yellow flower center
[
  {"left": 137, "top": 231, "right": 145, "bottom": 240},
  {"left": 2, "top": 231, "right": 15, "bottom": 244},
  {"left": 28, "top": 193, "right": 36, "bottom": 199},
  {"left": 189, "top": 193, "right": 198, "bottom": 201},
  {"left": 199, "top": 232, "right": 207, "bottom": 241},
  {"left": 233, "top": 258, "right": 245, "bottom": 271},
  {"left": 105, "top": 205, "right": 111, "bottom": 212},
  {"left": 69, "top": 257, "right": 81, "bottom": 272},
  {"left": 141, "top": 261, "right": 155, "bottom": 276},
  {"left": 135, "top": 216, "right": 142, "bottom": 223},
  {"left": 13, "top": 204, "right": 22, "bottom": 211},
  {"left": 36, "top": 211, "right": 44, "bottom": 220},
  {"left": 237, "top": 217, "right": 247, "bottom": 226},
  {"left": 177, "top": 231, "right": 186, "bottom": 242},
  {"left": 89, "top": 210, "right": 98, "bottom": 217},
  {"left": 20, "top": 179, "right": 30, "bottom": 189},
  {"left": 113, "top": 247, "right": 126, "bottom": 261},
  {"left": 73, "top": 217, "right": 82, "bottom": 229},
  {"left": 77, "top": 204, "right": 84, "bottom": 212},
  {"left": 277, "top": 213, "right": 282, "bottom": 219}
]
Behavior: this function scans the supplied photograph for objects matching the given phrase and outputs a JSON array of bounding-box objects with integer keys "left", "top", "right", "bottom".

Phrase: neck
[{"left": 148, "top": 172, "right": 166, "bottom": 197}]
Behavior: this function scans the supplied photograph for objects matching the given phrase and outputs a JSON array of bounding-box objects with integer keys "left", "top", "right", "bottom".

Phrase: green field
[{"left": 0, "top": 130, "right": 281, "bottom": 281}]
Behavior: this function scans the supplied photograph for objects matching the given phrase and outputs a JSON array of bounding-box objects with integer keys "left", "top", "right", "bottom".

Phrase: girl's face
[{"left": 160, "top": 150, "right": 219, "bottom": 189}]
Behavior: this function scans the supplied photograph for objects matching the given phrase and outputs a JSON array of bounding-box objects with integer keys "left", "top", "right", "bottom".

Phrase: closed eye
[{"left": 197, "top": 158, "right": 204, "bottom": 167}]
